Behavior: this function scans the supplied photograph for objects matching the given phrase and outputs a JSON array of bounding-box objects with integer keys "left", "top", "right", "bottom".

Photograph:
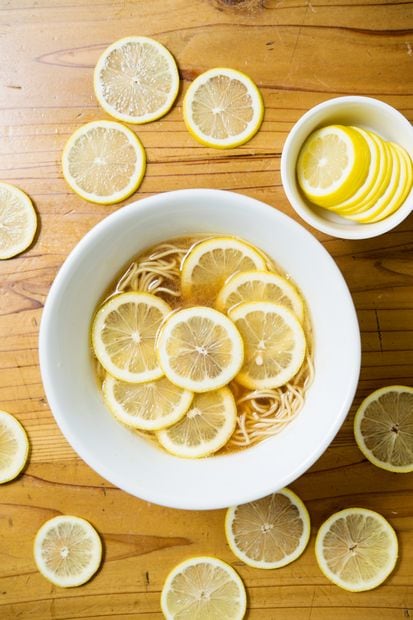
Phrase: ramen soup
[{"left": 91, "top": 235, "right": 313, "bottom": 458}]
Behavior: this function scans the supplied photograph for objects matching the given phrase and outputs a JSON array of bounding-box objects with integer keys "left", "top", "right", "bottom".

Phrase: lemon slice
[
  {"left": 34, "top": 515, "right": 102, "bottom": 588},
  {"left": 157, "top": 388, "right": 237, "bottom": 458},
  {"left": 345, "top": 141, "right": 403, "bottom": 223},
  {"left": 183, "top": 67, "right": 264, "bottom": 149},
  {"left": 62, "top": 120, "right": 146, "bottom": 204},
  {"left": 329, "top": 127, "right": 381, "bottom": 211},
  {"left": 94, "top": 36, "right": 179, "bottom": 124},
  {"left": 315, "top": 507, "right": 398, "bottom": 591},
  {"left": 181, "top": 236, "right": 267, "bottom": 304},
  {"left": 333, "top": 131, "right": 393, "bottom": 215},
  {"left": 161, "top": 556, "right": 246, "bottom": 619},
  {"left": 0, "top": 183, "right": 37, "bottom": 259},
  {"left": 229, "top": 301, "right": 306, "bottom": 389},
  {"left": 225, "top": 488, "right": 311, "bottom": 569},
  {"left": 157, "top": 306, "right": 244, "bottom": 393},
  {"left": 216, "top": 269, "right": 304, "bottom": 322},
  {"left": 354, "top": 385, "right": 413, "bottom": 473},
  {"left": 92, "top": 292, "right": 171, "bottom": 383},
  {"left": 296, "top": 125, "right": 370, "bottom": 207},
  {"left": 103, "top": 374, "right": 193, "bottom": 431},
  {"left": 0, "top": 410, "right": 29, "bottom": 483},
  {"left": 366, "top": 141, "right": 413, "bottom": 223}
]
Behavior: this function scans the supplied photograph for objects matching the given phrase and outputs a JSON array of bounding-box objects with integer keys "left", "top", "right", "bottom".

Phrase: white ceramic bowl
[
  {"left": 281, "top": 96, "right": 413, "bottom": 239},
  {"left": 39, "top": 189, "right": 360, "bottom": 510}
]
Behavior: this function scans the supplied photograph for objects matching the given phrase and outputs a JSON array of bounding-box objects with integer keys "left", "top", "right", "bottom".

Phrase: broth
[{"left": 92, "top": 235, "right": 313, "bottom": 455}]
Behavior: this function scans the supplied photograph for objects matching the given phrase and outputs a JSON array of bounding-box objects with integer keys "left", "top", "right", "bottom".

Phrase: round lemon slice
[
  {"left": 92, "top": 292, "right": 171, "bottom": 383},
  {"left": 354, "top": 385, "right": 413, "bottom": 473},
  {"left": 296, "top": 125, "right": 370, "bottom": 207},
  {"left": 181, "top": 236, "right": 267, "bottom": 305},
  {"left": 0, "top": 183, "right": 37, "bottom": 260},
  {"left": 229, "top": 301, "right": 306, "bottom": 389},
  {"left": 157, "top": 388, "right": 237, "bottom": 458},
  {"left": 161, "top": 556, "right": 247, "bottom": 619},
  {"left": 0, "top": 410, "right": 29, "bottom": 483},
  {"left": 225, "top": 488, "right": 311, "bottom": 569},
  {"left": 157, "top": 306, "right": 244, "bottom": 393},
  {"left": 62, "top": 120, "right": 146, "bottom": 204},
  {"left": 183, "top": 67, "right": 264, "bottom": 149},
  {"left": 34, "top": 515, "right": 102, "bottom": 588},
  {"left": 315, "top": 507, "right": 398, "bottom": 591},
  {"left": 103, "top": 374, "right": 193, "bottom": 431},
  {"left": 216, "top": 269, "right": 304, "bottom": 322},
  {"left": 94, "top": 36, "right": 179, "bottom": 124}
]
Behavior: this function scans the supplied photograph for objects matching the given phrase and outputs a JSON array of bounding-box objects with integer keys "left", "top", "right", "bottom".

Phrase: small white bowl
[
  {"left": 39, "top": 189, "right": 360, "bottom": 510},
  {"left": 281, "top": 96, "right": 413, "bottom": 239}
]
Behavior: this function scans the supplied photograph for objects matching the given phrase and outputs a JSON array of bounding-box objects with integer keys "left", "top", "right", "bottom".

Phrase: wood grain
[{"left": 0, "top": 0, "right": 412, "bottom": 618}]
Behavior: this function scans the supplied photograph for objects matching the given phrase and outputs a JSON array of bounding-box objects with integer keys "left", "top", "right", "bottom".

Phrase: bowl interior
[
  {"left": 281, "top": 97, "right": 413, "bottom": 239},
  {"left": 40, "top": 189, "right": 360, "bottom": 510}
]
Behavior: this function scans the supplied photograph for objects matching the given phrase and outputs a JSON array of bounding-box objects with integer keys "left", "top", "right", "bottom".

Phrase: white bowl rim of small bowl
[{"left": 281, "top": 95, "right": 413, "bottom": 240}]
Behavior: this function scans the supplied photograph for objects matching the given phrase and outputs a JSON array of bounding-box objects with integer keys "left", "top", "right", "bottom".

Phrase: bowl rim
[
  {"left": 39, "top": 188, "right": 361, "bottom": 510},
  {"left": 281, "top": 95, "right": 413, "bottom": 240}
]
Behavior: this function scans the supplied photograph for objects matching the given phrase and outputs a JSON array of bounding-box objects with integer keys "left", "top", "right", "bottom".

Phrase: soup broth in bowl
[
  {"left": 40, "top": 189, "right": 360, "bottom": 509},
  {"left": 91, "top": 235, "right": 314, "bottom": 458}
]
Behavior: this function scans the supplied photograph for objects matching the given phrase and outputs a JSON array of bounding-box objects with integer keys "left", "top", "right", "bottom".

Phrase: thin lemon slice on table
[
  {"left": 62, "top": 120, "right": 146, "bottom": 204},
  {"left": 296, "top": 124, "right": 370, "bottom": 207},
  {"left": 229, "top": 301, "right": 306, "bottom": 389},
  {"left": 157, "top": 306, "right": 244, "bottom": 393},
  {"left": 0, "top": 183, "right": 37, "bottom": 259},
  {"left": 0, "top": 410, "right": 29, "bottom": 483},
  {"left": 103, "top": 374, "right": 193, "bottom": 431},
  {"left": 315, "top": 507, "right": 398, "bottom": 592},
  {"left": 94, "top": 36, "right": 179, "bottom": 124},
  {"left": 92, "top": 292, "right": 171, "bottom": 383},
  {"left": 216, "top": 269, "right": 304, "bottom": 322},
  {"left": 225, "top": 488, "right": 311, "bottom": 569},
  {"left": 161, "top": 556, "right": 246, "bottom": 620},
  {"left": 157, "top": 388, "right": 237, "bottom": 458},
  {"left": 183, "top": 67, "right": 264, "bottom": 149},
  {"left": 181, "top": 236, "right": 267, "bottom": 304},
  {"left": 345, "top": 141, "right": 403, "bottom": 223},
  {"left": 34, "top": 515, "right": 102, "bottom": 588},
  {"left": 354, "top": 385, "right": 413, "bottom": 473}
]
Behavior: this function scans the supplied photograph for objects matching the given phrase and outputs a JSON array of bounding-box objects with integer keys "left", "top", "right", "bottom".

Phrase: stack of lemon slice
[
  {"left": 92, "top": 236, "right": 307, "bottom": 458},
  {"left": 296, "top": 124, "right": 412, "bottom": 223}
]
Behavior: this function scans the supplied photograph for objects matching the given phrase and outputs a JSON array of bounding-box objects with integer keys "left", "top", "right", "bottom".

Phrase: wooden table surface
[{"left": 1, "top": 1, "right": 412, "bottom": 618}]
